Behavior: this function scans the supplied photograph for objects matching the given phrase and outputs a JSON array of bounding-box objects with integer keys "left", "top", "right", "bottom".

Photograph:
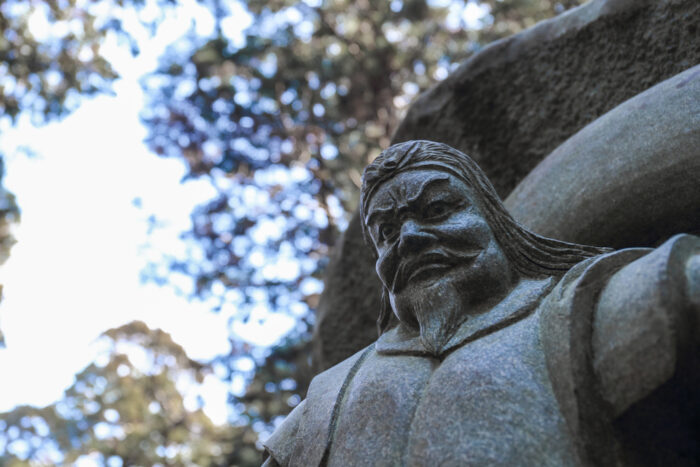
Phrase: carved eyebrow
[
  {"left": 365, "top": 205, "right": 393, "bottom": 227},
  {"left": 365, "top": 173, "right": 451, "bottom": 226},
  {"left": 405, "top": 173, "right": 450, "bottom": 205}
]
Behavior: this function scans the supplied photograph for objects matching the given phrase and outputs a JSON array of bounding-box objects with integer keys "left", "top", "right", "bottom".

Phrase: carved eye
[
  {"left": 424, "top": 201, "right": 450, "bottom": 219},
  {"left": 379, "top": 223, "right": 398, "bottom": 241}
]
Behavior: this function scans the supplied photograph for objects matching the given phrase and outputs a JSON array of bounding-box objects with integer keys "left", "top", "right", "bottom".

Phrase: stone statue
[{"left": 263, "top": 140, "right": 700, "bottom": 466}]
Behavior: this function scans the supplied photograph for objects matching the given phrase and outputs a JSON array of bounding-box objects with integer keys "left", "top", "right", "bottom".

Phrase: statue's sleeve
[
  {"left": 262, "top": 399, "right": 306, "bottom": 466},
  {"left": 592, "top": 234, "right": 700, "bottom": 417}
]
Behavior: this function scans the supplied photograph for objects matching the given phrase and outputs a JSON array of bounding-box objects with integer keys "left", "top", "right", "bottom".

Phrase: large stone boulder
[
  {"left": 313, "top": 0, "right": 700, "bottom": 371},
  {"left": 505, "top": 64, "right": 700, "bottom": 248}
]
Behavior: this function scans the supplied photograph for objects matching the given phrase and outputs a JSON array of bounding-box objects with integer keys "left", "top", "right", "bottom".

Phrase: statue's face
[{"left": 365, "top": 169, "right": 515, "bottom": 326}]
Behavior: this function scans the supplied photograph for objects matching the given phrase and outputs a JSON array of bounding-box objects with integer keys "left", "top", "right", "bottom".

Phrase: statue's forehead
[{"left": 369, "top": 170, "right": 454, "bottom": 210}]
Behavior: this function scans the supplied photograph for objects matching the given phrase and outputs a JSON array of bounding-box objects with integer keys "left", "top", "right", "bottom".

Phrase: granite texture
[
  {"left": 505, "top": 64, "right": 700, "bottom": 248},
  {"left": 314, "top": 0, "right": 700, "bottom": 371}
]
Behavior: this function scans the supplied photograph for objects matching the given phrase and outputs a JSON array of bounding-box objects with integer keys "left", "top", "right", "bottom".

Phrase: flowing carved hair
[{"left": 360, "top": 140, "right": 613, "bottom": 335}]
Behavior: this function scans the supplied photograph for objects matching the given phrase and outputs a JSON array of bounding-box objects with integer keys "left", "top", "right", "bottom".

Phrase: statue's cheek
[
  {"left": 375, "top": 248, "right": 399, "bottom": 289},
  {"left": 437, "top": 213, "right": 492, "bottom": 247}
]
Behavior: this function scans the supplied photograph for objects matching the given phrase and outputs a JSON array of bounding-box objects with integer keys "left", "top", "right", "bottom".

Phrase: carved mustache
[{"left": 391, "top": 248, "right": 481, "bottom": 292}]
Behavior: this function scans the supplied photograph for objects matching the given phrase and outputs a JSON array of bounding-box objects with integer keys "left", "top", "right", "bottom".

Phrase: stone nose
[{"left": 398, "top": 220, "right": 436, "bottom": 255}]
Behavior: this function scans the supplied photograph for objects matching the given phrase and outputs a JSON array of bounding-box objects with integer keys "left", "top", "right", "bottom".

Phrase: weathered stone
[
  {"left": 314, "top": 0, "right": 700, "bottom": 371},
  {"left": 393, "top": 0, "right": 700, "bottom": 197},
  {"left": 505, "top": 64, "right": 700, "bottom": 248},
  {"left": 266, "top": 142, "right": 700, "bottom": 466}
]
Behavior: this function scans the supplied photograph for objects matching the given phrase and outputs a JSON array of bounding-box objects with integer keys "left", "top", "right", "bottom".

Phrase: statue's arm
[{"left": 591, "top": 234, "right": 700, "bottom": 417}]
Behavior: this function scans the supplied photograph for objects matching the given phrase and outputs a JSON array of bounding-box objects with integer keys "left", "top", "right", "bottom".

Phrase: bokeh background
[{"left": 0, "top": 1, "right": 583, "bottom": 465}]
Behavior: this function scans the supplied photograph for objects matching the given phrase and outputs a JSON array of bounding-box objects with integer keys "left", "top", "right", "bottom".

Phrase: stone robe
[{"left": 264, "top": 235, "right": 700, "bottom": 466}]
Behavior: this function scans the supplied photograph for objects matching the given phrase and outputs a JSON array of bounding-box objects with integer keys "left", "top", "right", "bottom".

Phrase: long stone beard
[{"left": 401, "top": 280, "right": 465, "bottom": 356}]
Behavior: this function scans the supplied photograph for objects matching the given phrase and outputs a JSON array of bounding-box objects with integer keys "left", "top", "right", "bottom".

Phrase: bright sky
[{"left": 0, "top": 0, "right": 296, "bottom": 424}]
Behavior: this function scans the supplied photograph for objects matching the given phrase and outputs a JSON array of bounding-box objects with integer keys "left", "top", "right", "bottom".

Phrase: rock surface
[
  {"left": 505, "top": 64, "right": 700, "bottom": 248},
  {"left": 314, "top": 0, "right": 700, "bottom": 371}
]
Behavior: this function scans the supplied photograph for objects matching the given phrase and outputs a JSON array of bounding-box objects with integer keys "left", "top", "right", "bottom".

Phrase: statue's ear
[{"left": 377, "top": 287, "right": 395, "bottom": 335}]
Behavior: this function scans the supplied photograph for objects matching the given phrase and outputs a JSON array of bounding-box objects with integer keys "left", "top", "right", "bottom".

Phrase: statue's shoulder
[
  {"left": 310, "top": 342, "right": 375, "bottom": 391},
  {"left": 538, "top": 236, "right": 700, "bottom": 465},
  {"left": 536, "top": 246, "right": 652, "bottom": 464},
  {"left": 539, "top": 245, "right": 653, "bottom": 393},
  {"left": 546, "top": 247, "right": 650, "bottom": 307},
  {"left": 543, "top": 234, "right": 698, "bottom": 315},
  {"left": 539, "top": 244, "right": 655, "bottom": 386},
  {"left": 262, "top": 399, "right": 306, "bottom": 466},
  {"left": 264, "top": 343, "right": 376, "bottom": 466}
]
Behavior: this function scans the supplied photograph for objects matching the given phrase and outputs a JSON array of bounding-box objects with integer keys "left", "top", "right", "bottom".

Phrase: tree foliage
[
  {"left": 0, "top": 0, "right": 183, "bottom": 125},
  {"left": 141, "top": 0, "right": 480, "bottom": 355},
  {"left": 0, "top": 321, "right": 264, "bottom": 466},
  {"left": 142, "top": 0, "right": 584, "bottom": 319},
  {"left": 0, "top": 320, "right": 315, "bottom": 466},
  {"left": 233, "top": 333, "right": 313, "bottom": 436}
]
